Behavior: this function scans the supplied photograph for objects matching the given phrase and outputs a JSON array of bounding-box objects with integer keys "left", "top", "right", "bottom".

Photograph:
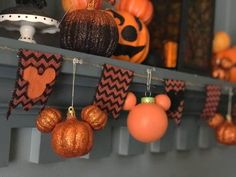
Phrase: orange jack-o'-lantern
[{"left": 107, "top": 10, "right": 150, "bottom": 63}]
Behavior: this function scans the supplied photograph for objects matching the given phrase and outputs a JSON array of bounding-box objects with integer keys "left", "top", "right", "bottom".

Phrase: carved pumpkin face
[
  {"left": 212, "top": 47, "right": 236, "bottom": 82},
  {"left": 107, "top": 10, "right": 150, "bottom": 63}
]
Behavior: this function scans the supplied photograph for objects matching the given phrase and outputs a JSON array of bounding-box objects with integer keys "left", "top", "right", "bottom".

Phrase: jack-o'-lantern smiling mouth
[{"left": 113, "top": 44, "right": 145, "bottom": 58}]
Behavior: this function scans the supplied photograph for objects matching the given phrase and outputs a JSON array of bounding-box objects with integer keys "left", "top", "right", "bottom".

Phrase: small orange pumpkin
[
  {"left": 107, "top": 10, "right": 150, "bottom": 63},
  {"left": 115, "top": 0, "right": 154, "bottom": 25},
  {"left": 216, "top": 115, "right": 236, "bottom": 145},
  {"left": 36, "top": 107, "right": 62, "bottom": 133},
  {"left": 61, "top": 0, "right": 102, "bottom": 12},
  {"left": 164, "top": 41, "right": 178, "bottom": 68},
  {"left": 207, "top": 113, "right": 225, "bottom": 129},
  {"left": 213, "top": 32, "right": 231, "bottom": 53},
  {"left": 51, "top": 107, "right": 93, "bottom": 158},
  {"left": 81, "top": 105, "right": 108, "bottom": 130}
]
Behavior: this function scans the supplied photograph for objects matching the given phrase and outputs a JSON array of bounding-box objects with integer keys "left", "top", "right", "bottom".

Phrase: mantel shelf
[{"left": 0, "top": 36, "right": 232, "bottom": 168}]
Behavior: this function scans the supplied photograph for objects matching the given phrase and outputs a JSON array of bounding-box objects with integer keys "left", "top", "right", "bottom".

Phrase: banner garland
[
  {"left": 7, "top": 49, "right": 63, "bottom": 118},
  {"left": 93, "top": 64, "right": 134, "bottom": 119}
]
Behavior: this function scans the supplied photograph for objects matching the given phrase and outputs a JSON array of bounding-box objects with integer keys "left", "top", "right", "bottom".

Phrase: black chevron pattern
[
  {"left": 94, "top": 64, "right": 134, "bottom": 119},
  {"left": 201, "top": 85, "right": 221, "bottom": 119},
  {"left": 164, "top": 79, "right": 186, "bottom": 125},
  {"left": 7, "top": 49, "right": 63, "bottom": 118}
]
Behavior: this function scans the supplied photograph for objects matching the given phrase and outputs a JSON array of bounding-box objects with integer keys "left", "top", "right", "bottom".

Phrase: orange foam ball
[
  {"left": 127, "top": 103, "right": 168, "bottom": 143},
  {"left": 123, "top": 92, "right": 137, "bottom": 111},
  {"left": 155, "top": 94, "right": 171, "bottom": 111}
]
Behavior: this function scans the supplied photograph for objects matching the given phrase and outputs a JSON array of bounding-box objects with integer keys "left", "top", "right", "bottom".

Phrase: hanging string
[
  {"left": 71, "top": 58, "right": 79, "bottom": 107},
  {"left": 145, "top": 68, "right": 152, "bottom": 96},
  {"left": 227, "top": 87, "right": 233, "bottom": 117},
  {"left": 0, "top": 45, "right": 234, "bottom": 92}
]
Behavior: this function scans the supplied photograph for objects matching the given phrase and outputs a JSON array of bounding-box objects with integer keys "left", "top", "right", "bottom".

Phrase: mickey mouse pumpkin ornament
[
  {"left": 51, "top": 58, "right": 94, "bottom": 158},
  {"left": 126, "top": 69, "right": 170, "bottom": 143}
]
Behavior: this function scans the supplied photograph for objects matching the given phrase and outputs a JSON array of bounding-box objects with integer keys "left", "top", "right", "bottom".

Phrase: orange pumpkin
[
  {"left": 61, "top": 0, "right": 102, "bottom": 12},
  {"left": 207, "top": 113, "right": 225, "bottom": 129},
  {"left": 216, "top": 116, "right": 236, "bottom": 145},
  {"left": 212, "top": 46, "right": 236, "bottom": 82},
  {"left": 164, "top": 41, "right": 178, "bottom": 68},
  {"left": 213, "top": 32, "right": 231, "bottom": 53},
  {"left": 81, "top": 105, "right": 108, "bottom": 130},
  {"left": 115, "top": 0, "right": 154, "bottom": 25},
  {"left": 107, "top": 10, "right": 150, "bottom": 63},
  {"left": 51, "top": 107, "right": 93, "bottom": 158},
  {"left": 36, "top": 107, "right": 62, "bottom": 133}
]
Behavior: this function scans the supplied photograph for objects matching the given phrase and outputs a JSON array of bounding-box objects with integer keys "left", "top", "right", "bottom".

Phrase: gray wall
[
  {"left": 0, "top": 129, "right": 236, "bottom": 177},
  {"left": 1, "top": 0, "right": 236, "bottom": 177},
  {"left": 214, "top": 0, "right": 236, "bottom": 43}
]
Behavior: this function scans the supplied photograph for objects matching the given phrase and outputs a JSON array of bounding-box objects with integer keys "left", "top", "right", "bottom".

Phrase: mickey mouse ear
[
  {"left": 155, "top": 94, "right": 171, "bottom": 111},
  {"left": 123, "top": 92, "right": 137, "bottom": 111}
]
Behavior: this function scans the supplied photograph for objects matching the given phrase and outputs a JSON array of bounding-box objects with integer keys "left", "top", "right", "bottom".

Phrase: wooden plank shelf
[{"left": 0, "top": 37, "right": 234, "bottom": 167}]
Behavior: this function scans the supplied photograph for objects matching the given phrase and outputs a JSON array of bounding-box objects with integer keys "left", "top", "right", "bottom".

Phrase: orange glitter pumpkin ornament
[
  {"left": 81, "top": 105, "right": 108, "bottom": 130},
  {"left": 36, "top": 107, "right": 62, "bottom": 133},
  {"left": 207, "top": 113, "right": 225, "bottom": 129},
  {"left": 216, "top": 115, "right": 236, "bottom": 145},
  {"left": 51, "top": 107, "right": 94, "bottom": 158}
]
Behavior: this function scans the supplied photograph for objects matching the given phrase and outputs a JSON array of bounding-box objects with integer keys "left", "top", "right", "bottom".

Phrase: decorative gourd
[
  {"left": 60, "top": 1, "right": 119, "bottom": 57},
  {"left": 115, "top": 0, "right": 153, "bottom": 25},
  {"left": 207, "top": 113, "right": 224, "bottom": 129},
  {"left": 216, "top": 115, "right": 236, "bottom": 145},
  {"left": 81, "top": 105, "right": 108, "bottom": 130},
  {"left": 61, "top": 0, "right": 102, "bottom": 12},
  {"left": 107, "top": 10, "right": 150, "bottom": 63},
  {"left": 212, "top": 46, "right": 236, "bottom": 82},
  {"left": 36, "top": 107, "right": 62, "bottom": 133},
  {"left": 123, "top": 92, "right": 137, "bottom": 111},
  {"left": 213, "top": 31, "right": 231, "bottom": 53},
  {"left": 51, "top": 107, "right": 93, "bottom": 158},
  {"left": 127, "top": 97, "right": 168, "bottom": 143},
  {"left": 164, "top": 41, "right": 178, "bottom": 68}
]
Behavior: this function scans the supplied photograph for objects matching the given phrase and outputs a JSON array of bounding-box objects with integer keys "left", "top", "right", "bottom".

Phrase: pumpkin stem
[
  {"left": 67, "top": 106, "right": 76, "bottom": 119},
  {"left": 87, "top": 0, "right": 95, "bottom": 10},
  {"left": 226, "top": 114, "right": 232, "bottom": 122}
]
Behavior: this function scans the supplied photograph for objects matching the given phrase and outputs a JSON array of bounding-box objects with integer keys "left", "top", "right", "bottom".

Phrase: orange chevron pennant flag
[
  {"left": 164, "top": 79, "right": 186, "bottom": 125},
  {"left": 7, "top": 49, "right": 63, "bottom": 119},
  {"left": 93, "top": 64, "right": 134, "bottom": 119}
]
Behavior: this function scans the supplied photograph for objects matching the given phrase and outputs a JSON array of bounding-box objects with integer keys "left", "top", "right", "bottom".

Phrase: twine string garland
[{"left": 0, "top": 45, "right": 235, "bottom": 93}]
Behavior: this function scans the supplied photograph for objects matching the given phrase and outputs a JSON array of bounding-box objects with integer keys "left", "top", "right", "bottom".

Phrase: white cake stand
[{"left": 0, "top": 13, "right": 59, "bottom": 43}]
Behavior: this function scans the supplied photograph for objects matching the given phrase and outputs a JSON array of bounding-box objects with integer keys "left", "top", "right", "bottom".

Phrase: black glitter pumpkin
[{"left": 60, "top": 9, "right": 119, "bottom": 57}]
